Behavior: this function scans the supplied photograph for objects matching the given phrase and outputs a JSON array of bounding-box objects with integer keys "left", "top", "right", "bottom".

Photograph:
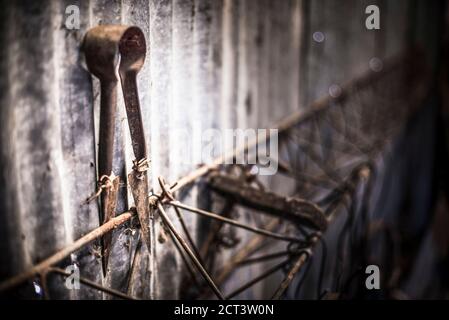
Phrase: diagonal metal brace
[{"left": 207, "top": 172, "right": 328, "bottom": 231}]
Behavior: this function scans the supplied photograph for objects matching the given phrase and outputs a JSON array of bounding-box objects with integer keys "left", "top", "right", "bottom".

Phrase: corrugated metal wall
[{"left": 0, "top": 0, "right": 442, "bottom": 299}]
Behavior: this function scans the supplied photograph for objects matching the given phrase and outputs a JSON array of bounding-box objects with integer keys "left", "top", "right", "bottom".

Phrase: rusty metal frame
[{"left": 0, "top": 46, "right": 430, "bottom": 300}]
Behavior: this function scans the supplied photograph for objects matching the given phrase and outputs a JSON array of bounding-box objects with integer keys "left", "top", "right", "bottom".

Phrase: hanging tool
[{"left": 83, "top": 25, "right": 151, "bottom": 276}]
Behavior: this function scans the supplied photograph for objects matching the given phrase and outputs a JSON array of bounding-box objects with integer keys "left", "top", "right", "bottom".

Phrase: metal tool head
[
  {"left": 83, "top": 25, "right": 124, "bottom": 81},
  {"left": 83, "top": 25, "right": 146, "bottom": 81},
  {"left": 118, "top": 26, "right": 146, "bottom": 75}
]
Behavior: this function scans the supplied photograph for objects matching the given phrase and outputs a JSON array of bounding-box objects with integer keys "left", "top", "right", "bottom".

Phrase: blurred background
[{"left": 0, "top": 0, "right": 448, "bottom": 299}]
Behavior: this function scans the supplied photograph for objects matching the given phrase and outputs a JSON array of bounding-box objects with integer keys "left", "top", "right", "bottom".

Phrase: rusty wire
[{"left": 46, "top": 267, "right": 138, "bottom": 300}]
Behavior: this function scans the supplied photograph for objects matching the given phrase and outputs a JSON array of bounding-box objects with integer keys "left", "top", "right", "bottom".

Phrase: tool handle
[
  {"left": 98, "top": 80, "right": 118, "bottom": 177},
  {"left": 120, "top": 71, "right": 147, "bottom": 161}
]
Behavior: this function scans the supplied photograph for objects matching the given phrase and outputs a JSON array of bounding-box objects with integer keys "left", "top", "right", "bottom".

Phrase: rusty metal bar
[
  {"left": 156, "top": 202, "right": 225, "bottom": 300},
  {"left": 164, "top": 223, "right": 202, "bottom": 289},
  {"left": 271, "top": 251, "right": 310, "bottom": 300},
  {"left": 0, "top": 211, "right": 134, "bottom": 293},
  {"left": 235, "top": 250, "right": 291, "bottom": 267},
  {"left": 214, "top": 218, "right": 280, "bottom": 286},
  {"left": 225, "top": 259, "right": 291, "bottom": 300},
  {"left": 207, "top": 173, "right": 327, "bottom": 230},
  {"left": 170, "top": 201, "right": 307, "bottom": 244},
  {"left": 47, "top": 267, "right": 138, "bottom": 300},
  {"left": 173, "top": 204, "right": 204, "bottom": 266},
  {"left": 199, "top": 201, "right": 235, "bottom": 268}
]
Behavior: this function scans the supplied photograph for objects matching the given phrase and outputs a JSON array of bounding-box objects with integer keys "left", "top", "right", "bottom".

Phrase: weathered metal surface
[
  {"left": 118, "top": 27, "right": 147, "bottom": 161},
  {"left": 0, "top": 0, "right": 443, "bottom": 300},
  {"left": 118, "top": 27, "right": 153, "bottom": 262},
  {"left": 84, "top": 25, "right": 151, "bottom": 278},
  {"left": 208, "top": 173, "right": 328, "bottom": 231},
  {"left": 100, "top": 176, "right": 120, "bottom": 275},
  {"left": 84, "top": 25, "right": 124, "bottom": 276},
  {"left": 128, "top": 170, "right": 151, "bottom": 250}
]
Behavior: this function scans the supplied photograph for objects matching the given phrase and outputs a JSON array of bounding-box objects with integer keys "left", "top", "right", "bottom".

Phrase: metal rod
[
  {"left": 47, "top": 267, "right": 138, "bottom": 300},
  {"left": 207, "top": 173, "right": 327, "bottom": 230},
  {"left": 173, "top": 205, "right": 204, "bottom": 266},
  {"left": 170, "top": 201, "right": 306, "bottom": 244},
  {"left": 215, "top": 219, "right": 280, "bottom": 286},
  {"left": 125, "top": 236, "right": 142, "bottom": 293},
  {"left": 164, "top": 223, "right": 202, "bottom": 289},
  {"left": 271, "top": 252, "right": 309, "bottom": 300},
  {"left": 225, "top": 260, "right": 291, "bottom": 300},
  {"left": 40, "top": 271, "right": 50, "bottom": 300},
  {"left": 0, "top": 211, "right": 134, "bottom": 293},
  {"left": 156, "top": 202, "right": 225, "bottom": 300},
  {"left": 235, "top": 251, "right": 291, "bottom": 267},
  {"left": 199, "top": 201, "right": 235, "bottom": 267}
]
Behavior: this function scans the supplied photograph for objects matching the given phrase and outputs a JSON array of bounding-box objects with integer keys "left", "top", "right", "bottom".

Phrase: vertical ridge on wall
[
  {"left": 51, "top": 1, "right": 73, "bottom": 261},
  {"left": 170, "top": 0, "right": 195, "bottom": 299},
  {"left": 54, "top": 0, "right": 102, "bottom": 299},
  {"left": 0, "top": 1, "right": 29, "bottom": 288},
  {"left": 16, "top": 0, "right": 67, "bottom": 273},
  {"left": 256, "top": 0, "right": 272, "bottom": 128},
  {"left": 149, "top": 0, "right": 180, "bottom": 299},
  {"left": 0, "top": 0, "right": 71, "bottom": 299},
  {"left": 236, "top": 0, "right": 248, "bottom": 129},
  {"left": 208, "top": 0, "right": 224, "bottom": 131},
  {"left": 220, "top": 0, "right": 237, "bottom": 130},
  {"left": 244, "top": 0, "right": 260, "bottom": 130},
  {"left": 171, "top": 0, "right": 194, "bottom": 179}
]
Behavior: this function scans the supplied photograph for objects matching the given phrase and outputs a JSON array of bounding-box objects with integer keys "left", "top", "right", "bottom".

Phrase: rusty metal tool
[
  {"left": 83, "top": 25, "right": 150, "bottom": 276},
  {"left": 118, "top": 27, "right": 152, "bottom": 257},
  {"left": 207, "top": 172, "right": 328, "bottom": 231}
]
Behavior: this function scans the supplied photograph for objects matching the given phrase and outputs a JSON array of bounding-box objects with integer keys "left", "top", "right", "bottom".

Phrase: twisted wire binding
[{"left": 83, "top": 174, "right": 116, "bottom": 204}]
